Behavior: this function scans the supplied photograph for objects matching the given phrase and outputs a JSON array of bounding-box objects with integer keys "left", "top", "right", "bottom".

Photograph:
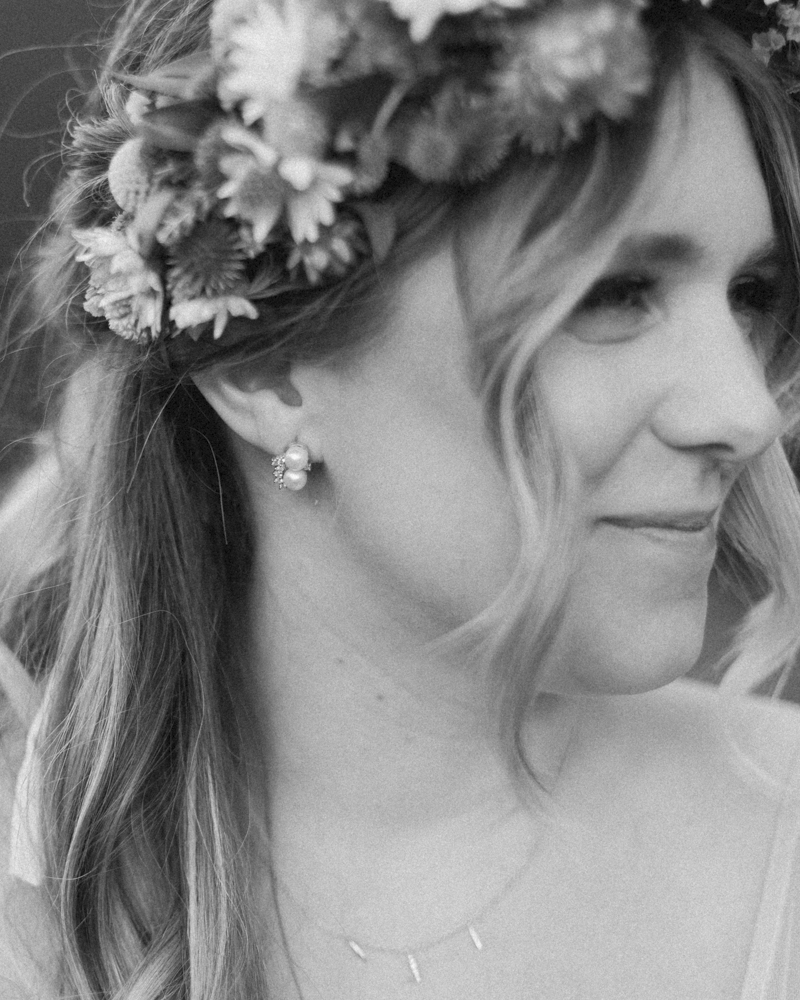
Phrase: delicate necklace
[{"left": 270, "top": 822, "right": 545, "bottom": 986}]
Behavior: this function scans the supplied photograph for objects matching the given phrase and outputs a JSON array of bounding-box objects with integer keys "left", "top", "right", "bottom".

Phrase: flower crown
[{"left": 73, "top": 0, "right": 800, "bottom": 345}]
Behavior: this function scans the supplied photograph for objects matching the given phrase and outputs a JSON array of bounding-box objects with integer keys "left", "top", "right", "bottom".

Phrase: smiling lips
[
  {"left": 597, "top": 511, "right": 721, "bottom": 562},
  {"left": 600, "top": 510, "right": 719, "bottom": 532}
]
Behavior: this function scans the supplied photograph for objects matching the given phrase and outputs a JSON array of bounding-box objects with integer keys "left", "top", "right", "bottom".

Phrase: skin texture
[
  {"left": 533, "top": 70, "right": 783, "bottom": 696},
  {"left": 193, "top": 58, "right": 785, "bottom": 994}
]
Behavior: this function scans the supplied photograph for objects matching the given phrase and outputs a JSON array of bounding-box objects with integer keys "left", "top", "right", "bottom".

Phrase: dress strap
[
  {"left": 739, "top": 732, "right": 800, "bottom": 1000},
  {"left": 9, "top": 702, "right": 46, "bottom": 887}
]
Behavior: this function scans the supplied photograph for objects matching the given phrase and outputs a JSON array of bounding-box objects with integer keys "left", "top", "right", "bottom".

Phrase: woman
[{"left": 2, "top": 0, "right": 800, "bottom": 996}]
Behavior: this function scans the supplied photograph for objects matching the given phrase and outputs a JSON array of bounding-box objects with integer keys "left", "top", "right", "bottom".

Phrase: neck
[
  {"left": 247, "top": 541, "right": 580, "bottom": 818},
  {"left": 241, "top": 509, "right": 581, "bottom": 946},
  {"left": 249, "top": 547, "right": 578, "bottom": 810}
]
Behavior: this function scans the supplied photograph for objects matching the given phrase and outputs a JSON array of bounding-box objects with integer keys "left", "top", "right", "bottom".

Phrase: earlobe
[{"left": 192, "top": 368, "right": 319, "bottom": 460}]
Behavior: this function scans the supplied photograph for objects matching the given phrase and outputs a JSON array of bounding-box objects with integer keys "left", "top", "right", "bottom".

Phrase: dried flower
[
  {"left": 213, "top": 0, "right": 344, "bottom": 85},
  {"left": 217, "top": 126, "right": 284, "bottom": 245},
  {"left": 217, "top": 0, "right": 309, "bottom": 123},
  {"left": 499, "top": 1, "right": 651, "bottom": 151},
  {"left": 156, "top": 189, "right": 216, "bottom": 247},
  {"left": 386, "top": 0, "right": 526, "bottom": 42},
  {"left": 167, "top": 217, "right": 249, "bottom": 300},
  {"left": 753, "top": 27, "right": 787, "bottom": 63},
  {"left": 107, "top": 137, "right": 153, "bottom": 213},
  {"left": 335, "top": 125, "right": 391, "bottom": 193},
  {"left": 288, "top": 216, "right": 365, "bottom": 283},
  {"left": 262, "top": 97, "right": 329, "bottom": 160},
  {"left": 279, "top": 157, "right": 354, "bottom": 243},
  {"left": 210, "top": 0, "right": 261, "bottom": 61},
  {"left": 393, "top": 83, "right": 512, "bottom": 181},
  {"left": 326, "top": 1, "right": 418, "bottom": 81},
  {"left": 170, "top": 294, "right": 259, "bottom": 339},
  {"left": 778, "top": 2, "right": 800, "bottom": 42},
  {"left": 75, "top": 227, "right": 164, "bottom": 343},
  {"left": 124, "top": 91, "right": 153, "bottom": 126},
  {"left": 74, "top": 0, "right": 794, "bottom": 346}
]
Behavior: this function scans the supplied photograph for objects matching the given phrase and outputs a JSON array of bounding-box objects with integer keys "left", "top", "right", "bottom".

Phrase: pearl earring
[{"left": 272, "top": 442, "right": 312, "bottom": 491}]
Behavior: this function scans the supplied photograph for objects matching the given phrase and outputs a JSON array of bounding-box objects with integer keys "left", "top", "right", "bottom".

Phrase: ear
[{"left": 192, "top": 365, "right": 323, "bottom": 461}]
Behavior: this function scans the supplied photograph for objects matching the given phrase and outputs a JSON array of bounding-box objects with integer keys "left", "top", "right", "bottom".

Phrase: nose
[{"left": 651, "top": 299, "right": 782, "bottom": 465}]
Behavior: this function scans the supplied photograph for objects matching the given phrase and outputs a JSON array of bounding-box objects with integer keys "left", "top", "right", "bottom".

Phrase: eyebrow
[{"left": 609, "top": 233, "right": 785, "bottom": 273}]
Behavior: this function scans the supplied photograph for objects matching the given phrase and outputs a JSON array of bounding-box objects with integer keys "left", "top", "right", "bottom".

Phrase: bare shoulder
[
  {"left": 582, "top": 677, "right": 800, "bottom": 804},
  {"left": 658, "top": 677, "right": 800, "bottom": 791},
  {"left": 566, "top": 679, "right": 800, "bottom": 969}
]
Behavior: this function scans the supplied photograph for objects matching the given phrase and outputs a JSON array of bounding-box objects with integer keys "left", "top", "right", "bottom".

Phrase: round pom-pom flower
[{"left": 107, "top": 137, "right": 153, "bottom": 213}]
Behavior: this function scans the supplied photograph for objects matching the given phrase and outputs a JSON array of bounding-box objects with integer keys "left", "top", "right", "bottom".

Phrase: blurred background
[
  {"left": 0, "top": 0, "right": 99, "bottom": 483},
  {"left": 1, "top": 0, "right": 99, "bottom": 275}
]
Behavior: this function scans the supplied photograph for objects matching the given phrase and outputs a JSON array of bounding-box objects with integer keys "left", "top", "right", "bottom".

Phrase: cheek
[
  {"left": 551, "top": 540, "right": 711, "bottom": 694},
  {"left": 534, "top": 340, "right": 708, "bottom": 693},
  {"left": 533, "top": 339, "right": 654, "bottom": 486}
]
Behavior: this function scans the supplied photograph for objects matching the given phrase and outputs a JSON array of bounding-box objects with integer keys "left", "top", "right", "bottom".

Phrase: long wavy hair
[{"left": 2, "top": 3, "right": 800, "bottom": 998}]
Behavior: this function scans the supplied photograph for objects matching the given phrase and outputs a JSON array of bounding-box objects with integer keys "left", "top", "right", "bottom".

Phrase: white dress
[
  {"left": 715, "top": 686, "right": 800, "bottom": 999},
  {"left": 2, "top": 678, "right": 800, "bottom": 999},
  {"left": 728, "top": 693, "right": 800, "bottom": 1000}
]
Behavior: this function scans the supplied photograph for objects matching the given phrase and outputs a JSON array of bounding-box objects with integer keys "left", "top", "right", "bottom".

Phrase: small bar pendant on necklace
[{"left": 348, "top": 941, "right": 367, "bottom": 960}]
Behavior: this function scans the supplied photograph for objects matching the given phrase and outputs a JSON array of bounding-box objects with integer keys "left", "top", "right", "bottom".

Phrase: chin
[{"left": 546, "top": 599, "right": 709, "bottom": 697}]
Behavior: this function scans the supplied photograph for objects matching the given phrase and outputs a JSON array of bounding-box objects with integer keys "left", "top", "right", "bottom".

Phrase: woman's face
[{"left": 302, "top": 58, "right": 782, "bottom": 693}]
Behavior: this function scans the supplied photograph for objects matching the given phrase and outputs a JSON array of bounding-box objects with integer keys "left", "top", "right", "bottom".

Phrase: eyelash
[
  {"left": 729, "top": 275, "right": 782, "bottom": 316},
  {"left": 576, "top": 272, "right": 783, "bottom": 318},
  {"left": 577, "top": 274, "right": 654, "bottom": 313}
]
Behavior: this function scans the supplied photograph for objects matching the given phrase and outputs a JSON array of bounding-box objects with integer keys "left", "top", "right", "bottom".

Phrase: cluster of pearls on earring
[{"left": 272, "top": 442, "right": 312, "bottom": 491}]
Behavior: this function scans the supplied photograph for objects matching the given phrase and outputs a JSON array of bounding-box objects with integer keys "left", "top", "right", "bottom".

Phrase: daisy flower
[
  {"left": 170, "top": 294, "right": 259, "bottom": 339},
  {"left": 216, "top": 0, "right": 308, "bottom": 123},
  {"left": 217, "top": 126, "right": 284, "bottom": 245},
  {"left": 287, "top": 216, "right": 364, "bottom": 284},
  {"left": 279, "top": 157, "right": 354, "bottom": 243}
]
